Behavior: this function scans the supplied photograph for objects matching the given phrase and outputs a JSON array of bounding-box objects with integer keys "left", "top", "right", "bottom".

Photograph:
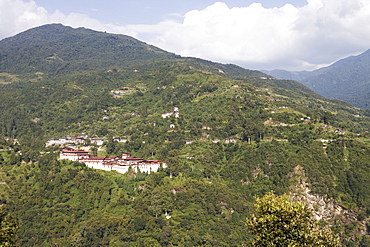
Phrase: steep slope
[
  {"left": 0, "top": 24, "right": 178, "bottom": 76},
  {"left": 1, "top": 25, "right": 370, "bottom": 246},
  {"left": 1, "top": 61, "right": 370, "bottom": 246},
  {"left": 0, "top": 24, "right": 268, "bottom": 80},
  {"left": 264, "top": 49, "right": 370, "bottom": 109},
  {"left": 0, "top": 59, "right": 324, "bottom": 140}
]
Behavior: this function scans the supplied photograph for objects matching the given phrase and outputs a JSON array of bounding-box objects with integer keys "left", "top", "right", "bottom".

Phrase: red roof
[
  {"left": 62, "top": 150, "right": 89, "bottom": 154},
  {"left": 125, "top": 157, "right": 144, "bottom": 160}
]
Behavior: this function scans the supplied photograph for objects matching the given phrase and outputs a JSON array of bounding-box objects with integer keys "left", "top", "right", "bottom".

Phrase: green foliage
[
  {"left": 0, "top": 24, "right": 177, "bottom": 76},
  {"left": 1, "top": 154, "right": 254, "bottom": 246},
  {"left": 0, "top": 208, "right": 16, "bottom": 247},
  {"left": 247, "top": 192, "right": 340, "bottom": 247},
  {"left": 1, "top": 24, "right": 370, "bottom": 246}
]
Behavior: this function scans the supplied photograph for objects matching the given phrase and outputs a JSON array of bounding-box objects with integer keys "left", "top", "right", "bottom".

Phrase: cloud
[
  {"left": 1, "top": 0, "right": 370, "bottom": 71},
  {"left": 0, "top": 0, "right": 138, "bottom": 40},
  {"left": 0, "top": 0, "right": 49, "bottom": 38},
  {"left": 145, "top": 0, "right": 370, "bottom": 70}
]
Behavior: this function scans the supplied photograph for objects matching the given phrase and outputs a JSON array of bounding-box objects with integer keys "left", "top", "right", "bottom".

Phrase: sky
[{"left": 1, "top": 0, "right": 370, "bottom": 71}]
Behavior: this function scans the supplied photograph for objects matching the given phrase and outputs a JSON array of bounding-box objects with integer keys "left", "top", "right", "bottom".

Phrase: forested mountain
[
  {"left": 264, "top": 49, "right": 370, "bottom": 109},
  {"left": 1, "top": 24, "right": 370, "bottom": 246},
  {"left": 0, "top": 24, "right": 178, "bottom": 76},
  {"left": 0, "top": 24, "right": 266, "bottom": 80}
]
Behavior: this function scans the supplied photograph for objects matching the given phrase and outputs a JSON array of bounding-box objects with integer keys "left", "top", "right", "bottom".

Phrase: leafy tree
[
  {"left": 105, "top": 137, "right": 117, "bottom": 155},
  {"left": 0, "top": 208, "right": 16, "bottom": 247},
  {"left": 246, "top": 192, "right": 340, "bottom": 247}
]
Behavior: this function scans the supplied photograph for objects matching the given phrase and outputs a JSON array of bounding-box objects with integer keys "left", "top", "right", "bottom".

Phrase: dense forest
[{"left": 1, "top": 24, "right": 370, "bottom": 246}]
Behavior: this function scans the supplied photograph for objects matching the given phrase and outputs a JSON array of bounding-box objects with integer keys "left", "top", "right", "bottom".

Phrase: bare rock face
[
  {"left": 288, "top": 165, "right": 370, "bottom": 242},
  {"left": 288, "top": 165, "right": 343, "bottom": 221}
]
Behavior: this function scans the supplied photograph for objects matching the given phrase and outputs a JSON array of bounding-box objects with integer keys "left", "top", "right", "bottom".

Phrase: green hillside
[
  {"left": 0, "top": 24, "right": 177, "bottom": 76},
  {"left": 1, "top": 25, "right": 370, "bottom": 246},
  {"left": 0, "top": 24, "right": 266, "bottom": 80}
]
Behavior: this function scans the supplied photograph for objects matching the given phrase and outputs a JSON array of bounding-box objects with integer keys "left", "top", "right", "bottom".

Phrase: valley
[{"left": 1, "top": 24, "right": 370, "bottom": 246}]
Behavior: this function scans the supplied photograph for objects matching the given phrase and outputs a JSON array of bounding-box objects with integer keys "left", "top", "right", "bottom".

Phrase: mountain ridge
[
  {"left": 0, "top": 23, "right": 178, "bottom": 76},
  {"left": 1, "top": 24, "right": 370, "bottom": 246},
  {"left": 0, "top": 24, "right": 268, "bottom": 80},
  {"left": 263, "top": 49, "right": 370, "bottom": 109}
]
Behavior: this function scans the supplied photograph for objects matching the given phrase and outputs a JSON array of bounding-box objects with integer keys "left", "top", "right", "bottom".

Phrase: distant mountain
[
  {"left": 2, "top": 24, "right": 370, "bottom": 246},
  {"left": 0, "top": 24, "right": 178, "bottom": 76},
  {"left": 263, "top": 49, "right": 370, "bottom": 109},
  {"left": 0, "top": 24, "right": 268, "bottom": 80}
]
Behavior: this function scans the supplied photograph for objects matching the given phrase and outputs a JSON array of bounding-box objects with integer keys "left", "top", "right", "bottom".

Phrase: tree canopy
[
  {"left": 0, "top": 208, "right": 16, "bottom": 247},
  {"left": 247, "top": 192, "right": 340, "bottom": 247}
]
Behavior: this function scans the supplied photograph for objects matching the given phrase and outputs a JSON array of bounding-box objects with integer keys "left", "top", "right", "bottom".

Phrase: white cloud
[
  {"left": 1, "top": 0, "right": 370, "bottom": 71},
  {"left": 144, "top": 0, "right": 370, "bottom": 70},
  {"left": 0, "top": 0, "right": 50, "bottom": 38},
  {"left": 0, "top": 0, "right": 138, "bottom": 40}
]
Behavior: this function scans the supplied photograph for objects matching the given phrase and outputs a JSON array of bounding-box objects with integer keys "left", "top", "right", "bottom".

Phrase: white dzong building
[{"left": 59, "top": 148, "right": 166, "bottom": 174}]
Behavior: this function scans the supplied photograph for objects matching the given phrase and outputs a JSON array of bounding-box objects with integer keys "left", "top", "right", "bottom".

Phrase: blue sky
[
  {"left": 32, "top": 0, "right": 308, "bottom": 25},
  {"left": 1, "top": 0, "right": 370, "bottom": 71}
]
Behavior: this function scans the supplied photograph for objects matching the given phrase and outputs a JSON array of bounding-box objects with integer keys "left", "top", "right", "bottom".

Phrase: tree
[
  {"left": 246, "top": 192, "right": 340, "bottom": 247},
  {"left": 0, "top": 208, "right": 16, "bottom": 246},
  {"left": 105, "top": 137, "right": 117, "bottom": 155},
  {"left": 90, "top": 145, "right": 98, "bottom": 157}
]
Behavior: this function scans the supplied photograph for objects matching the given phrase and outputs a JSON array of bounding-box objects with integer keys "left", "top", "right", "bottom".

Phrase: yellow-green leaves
[{"left": 247, "top": 192, "right": 340, "bottom": 247}]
